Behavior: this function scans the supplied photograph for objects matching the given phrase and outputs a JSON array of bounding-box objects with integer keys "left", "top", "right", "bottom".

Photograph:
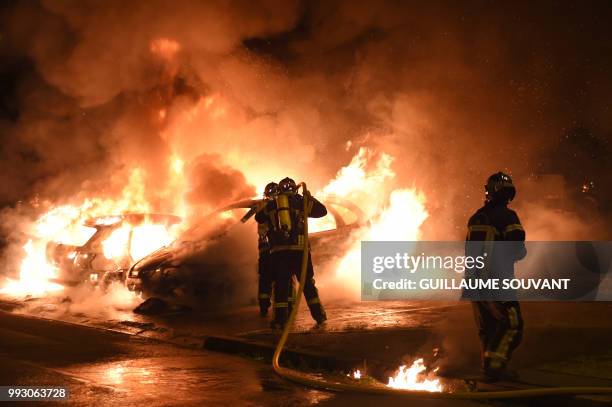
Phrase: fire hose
[{"left": 271, "top": 182, "right": 612, "bottom": 399}]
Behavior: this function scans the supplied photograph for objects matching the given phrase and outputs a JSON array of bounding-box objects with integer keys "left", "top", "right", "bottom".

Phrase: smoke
[
  {"left": 0, "top": 0, "right": 301, "bottom": 205},
  {"left": 186, "top": 153, "right": 255, "bottom": 214},
  {"left": 13, "top": 282, "right": 140, "bottom": 320},
  {"left": 61, "top": 283, "right": 140, "bottom": 317},
  {"left": 1, "top": 0, "right": 612, "bottom": 303}
]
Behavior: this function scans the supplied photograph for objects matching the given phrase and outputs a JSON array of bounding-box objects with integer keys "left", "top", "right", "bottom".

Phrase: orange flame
[
  {"left": 0, "top": 240, "right": 63, "bottom": 296},
  {"left": 102, "top": 223, "right": 177, "bottom": 262},
  {"left": 0, "top": 167, "right": 184, "bottom": 297},
  {"left": 387, "top": 358, "right": 442, "bottom": 392},
  {"left": 102, "top": 225, "right": 130, "bottom": 260},
  {"left": 313, "top": 146, "right": 428, "bottom": 294}
]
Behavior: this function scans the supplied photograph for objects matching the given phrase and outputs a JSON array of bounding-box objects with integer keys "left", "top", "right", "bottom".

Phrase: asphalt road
[
  {"left": 0, "top": 310, "right": 493, "bottom": 407},
  {"left": 0, "top": 310, "right": 332, "bottom": 406},
  {"left": 3, "top": 291, "right": 612, "bottom": 406}
]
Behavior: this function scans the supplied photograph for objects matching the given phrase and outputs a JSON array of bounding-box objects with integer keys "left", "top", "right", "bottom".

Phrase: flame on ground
[{"left": 387, "top": 359, "right": 442, "bottom": 392}]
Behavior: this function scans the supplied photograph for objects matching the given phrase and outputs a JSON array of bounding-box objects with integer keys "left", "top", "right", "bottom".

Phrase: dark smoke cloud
[
  {"left": 186, "top": 153, "right": 255, "bottom": 211},
  {"left": 0, "top": 0, "right": 300, "bottom": 207},
  {"left": 1, "top": 0, "right": 611, "bottom": 241}
]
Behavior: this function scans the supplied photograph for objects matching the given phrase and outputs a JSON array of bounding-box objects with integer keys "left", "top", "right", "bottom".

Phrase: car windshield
[{"left": 54, "top": 225, "right": 98, "bottom": 246}]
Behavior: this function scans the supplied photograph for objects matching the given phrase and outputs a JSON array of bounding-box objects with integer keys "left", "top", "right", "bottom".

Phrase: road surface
[{"left": 0, "top": 310, "right": 490, "bottom": 407}]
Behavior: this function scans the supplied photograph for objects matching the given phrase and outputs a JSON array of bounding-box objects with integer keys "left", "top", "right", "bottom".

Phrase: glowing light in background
[{"left": 149, "top": 38, "right": 180, "bottom": 60}]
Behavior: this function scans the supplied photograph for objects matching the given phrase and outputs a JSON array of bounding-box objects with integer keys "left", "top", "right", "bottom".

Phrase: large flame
[
  {"left": 103, "top": 223, "right": 177, "bottom": 262},
  {"left": 1, "top": 139, "right": 428, "bottom": 299},
  {"left": 313, "top": 146, "right": 429, "bottom": 294},
  {"left": 0, "top": 240, "right": 63, "bottom": 296},
  {"left": 387, "top": 358, "right": 442, "bottom": 392},
  {"left": 102, "top": 225, "right": 131, "bottom": 260},
  {"left": 0, "top": 164, "right": 184, "bottom": 298},
  {"left": 130, "top": 224, "right": 177, "bottom": 260}
]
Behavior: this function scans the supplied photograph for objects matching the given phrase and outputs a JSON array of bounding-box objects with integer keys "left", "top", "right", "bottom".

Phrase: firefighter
[
  {"left": 464, "top": 171, "right": 526, "bottom": 382},
  {"left": 255, "top": 177, "right": 328, "bottom": 329},
  {"left": 246, "top": 182, "right": 296, "bottom": 318},
  {"left": 255, "top": 182, "right": 278, "bottom": 317}
]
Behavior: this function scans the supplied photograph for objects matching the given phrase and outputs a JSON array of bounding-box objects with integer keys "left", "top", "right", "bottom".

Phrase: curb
[{"left": 203, "top": 334, "right": 364, "bottom": 372}]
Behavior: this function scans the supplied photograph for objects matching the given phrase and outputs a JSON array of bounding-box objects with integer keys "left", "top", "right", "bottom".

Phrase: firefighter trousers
[
  {"left": 270, "top": 250, "right": 326, "bottom": 326},
  {"left": 472, "top": 301, "right": 523, "bottom": 371},
  {"left": 258, "top": 252, "right": 294, "bottom": 316}
]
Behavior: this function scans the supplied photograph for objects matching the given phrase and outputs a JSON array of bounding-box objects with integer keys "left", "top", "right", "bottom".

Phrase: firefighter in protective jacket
[
  {"left": 255, "top": 182, "right": 278, "bottom": 317},
  {"left": 255, "top": 177, "right": 328, "bottom": 328},
  {"left": 464, "top": 171, "right": 526, "bottom": 382},
  {"left": 245, "top": 182, "right": 296, "bottom": 318}
]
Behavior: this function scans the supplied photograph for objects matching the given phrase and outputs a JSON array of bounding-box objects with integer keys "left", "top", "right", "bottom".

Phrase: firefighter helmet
[
  {"left": 278, "top": 177, "right": 297, "bottom": 194},
  {"left": 485, "top": 172, "right": 516, "bottom": 203},
  {"left": 264, "top": 182, "right": 278, "bottom": 199}
]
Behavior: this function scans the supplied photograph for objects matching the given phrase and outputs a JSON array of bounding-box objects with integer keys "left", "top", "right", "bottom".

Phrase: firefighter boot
[
  {"left": 308, "top": 300, "right": 327, "bottom": 326},
  {"left": 270, "top": 301, "right": 289, "bottom": 330},
  {"left": 482, "top": 354, "right": 518, "bottom": 383}
]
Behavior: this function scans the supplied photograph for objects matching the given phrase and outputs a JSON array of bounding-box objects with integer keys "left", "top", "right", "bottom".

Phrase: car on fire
[
  {"left": 46, "top": 213, "right": 181, "bottom": 286},
  {"left": 125, "top": 197, "right": 364, "bottom": 305}
]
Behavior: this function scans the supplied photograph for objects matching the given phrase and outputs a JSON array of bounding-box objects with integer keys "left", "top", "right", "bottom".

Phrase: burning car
[
  {"left": 47, "top": 213, "right": 181, "bottom": 287},
  {"left": 125, "top": 198, "right": 363, "bottom": 304}
]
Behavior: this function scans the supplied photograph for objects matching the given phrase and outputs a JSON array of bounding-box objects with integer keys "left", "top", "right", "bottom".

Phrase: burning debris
[{"left": 387, "top": 358, "right": 443, "bottom": 392}]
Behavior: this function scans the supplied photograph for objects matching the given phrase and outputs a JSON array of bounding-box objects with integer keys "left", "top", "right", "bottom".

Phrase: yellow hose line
[{"left": 271, "top": 183, "right": 612, "bottom": 399}]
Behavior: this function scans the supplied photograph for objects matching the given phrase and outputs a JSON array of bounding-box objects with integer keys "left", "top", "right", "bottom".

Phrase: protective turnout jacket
[
  {"left": 255, "top": 194, "right": 327, "bottom": 253},
  {"left": 257, "top": 222, "right": 271, "bottom": 253},
  {"left": 464, "top": 200, "right": 526, "bottom": 300}
]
